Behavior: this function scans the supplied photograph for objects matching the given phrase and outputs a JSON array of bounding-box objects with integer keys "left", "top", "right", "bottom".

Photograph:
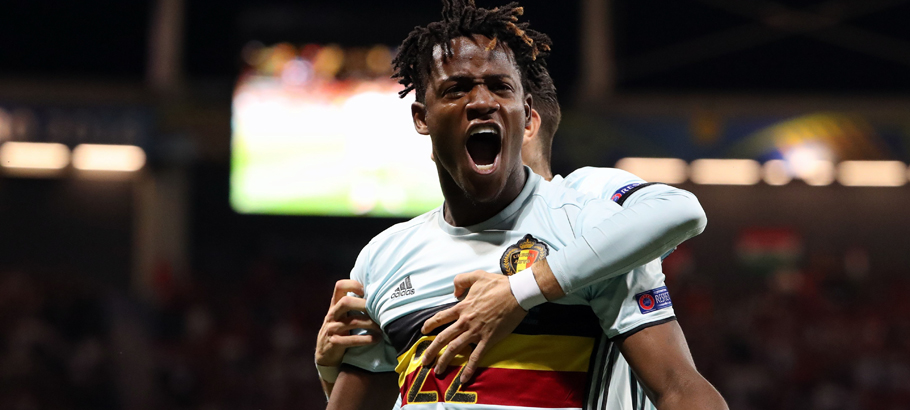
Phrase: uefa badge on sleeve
[
  {"left": 611, "top": 183, "right": 642, "bottom": 203},
  {"left": 635, "top": 286, "right": 672, "bottom": 314}
]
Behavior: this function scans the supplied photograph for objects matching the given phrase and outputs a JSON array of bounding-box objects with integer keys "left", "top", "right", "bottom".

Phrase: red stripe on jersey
[{"left": 401, "top": 366, "right": 587, "bottom": 408}]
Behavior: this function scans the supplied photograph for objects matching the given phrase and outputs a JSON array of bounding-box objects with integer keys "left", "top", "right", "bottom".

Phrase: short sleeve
[
  {"left": 348, "top": 242, "right": 378, "bottom": 319},
  {"left": 584, "top": 260, "right": 676, "bottom": 339},
  {"left": 349, "top": 244, "right": 370, "bottom": 291},
  {"left": 339, "top": 243, "right": 399, "bottom": 373},
  {"left": 341, "top": 338, "right": 399, "bottom": 373}
]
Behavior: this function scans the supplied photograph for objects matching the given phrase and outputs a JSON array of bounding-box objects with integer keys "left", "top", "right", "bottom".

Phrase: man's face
[{"left": 413, "top": 35, "right": 532, "bottom": 203}]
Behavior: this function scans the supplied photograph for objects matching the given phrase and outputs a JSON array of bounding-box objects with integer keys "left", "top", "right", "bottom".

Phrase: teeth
[
  {"left": 476, "top": 164, "right": 494, "bottom": 171},
  {"left": 470, "top": 125, "right": 498, "bottom": 136}
]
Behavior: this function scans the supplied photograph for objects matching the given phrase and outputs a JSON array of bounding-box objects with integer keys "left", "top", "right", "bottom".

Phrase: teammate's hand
[
  {"left": 419, "top": 270, "right": 527, "bottom": 384},
  {"left": 315, "top": 280, "right": 382, "bottom": 367}
]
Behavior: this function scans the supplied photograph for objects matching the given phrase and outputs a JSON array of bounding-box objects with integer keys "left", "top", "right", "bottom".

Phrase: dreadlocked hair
[{"left": 392, "top": 0, "right": 556, "bottom": 105}]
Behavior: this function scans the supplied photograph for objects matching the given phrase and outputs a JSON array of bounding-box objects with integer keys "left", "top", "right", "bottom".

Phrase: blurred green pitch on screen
[{"left": 230, "top": 67, "right": 443, "bottom": 217}]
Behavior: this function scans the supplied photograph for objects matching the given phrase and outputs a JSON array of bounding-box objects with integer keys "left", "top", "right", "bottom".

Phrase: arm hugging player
[{"left": 321, "top": 1, "right": 725, "bottom": 409}]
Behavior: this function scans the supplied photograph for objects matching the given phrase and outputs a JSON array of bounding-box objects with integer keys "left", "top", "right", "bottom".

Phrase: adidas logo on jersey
[{"left": 390, "top": 276, "right": 415, "bottom": 299}]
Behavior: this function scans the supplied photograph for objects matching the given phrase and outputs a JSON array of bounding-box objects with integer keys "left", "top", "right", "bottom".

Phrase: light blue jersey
[
  {"left": 342, "top": 168, "right": 675, "bottom": 410},
  {"left": 554, "top": 167, "right": 679, "bottom": 410}
]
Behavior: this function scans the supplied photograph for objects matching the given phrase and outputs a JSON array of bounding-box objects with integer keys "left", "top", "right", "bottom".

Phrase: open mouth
[{"left": 466, "top": 125, "right": 502, "bottom": 173}]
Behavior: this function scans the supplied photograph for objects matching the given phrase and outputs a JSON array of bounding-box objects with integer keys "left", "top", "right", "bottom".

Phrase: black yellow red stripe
[
  {"left": 396, "top": 334, "right": 594, "bottom": 407},
  {"left": 401, "top": 366, "right": 588, "bottom": 407}
]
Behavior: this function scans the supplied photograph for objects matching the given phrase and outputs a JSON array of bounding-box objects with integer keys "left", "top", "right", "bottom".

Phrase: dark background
[{"left": 1, "top": 1, "right": 909, "bottom": 409}]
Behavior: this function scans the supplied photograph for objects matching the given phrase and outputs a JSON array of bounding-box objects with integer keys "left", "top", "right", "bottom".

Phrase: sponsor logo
[
  {"left": 635, "top": 286, "right": 672, "bottom": 314},
  {"left": 500, "top": 234, "right": 549, "bottom": 276},
  {"left": 391, "top": 276, "right": 415, "bottom": 299},
  {"left": 611, "top": 183, "right": 642, "bottom": 203}
]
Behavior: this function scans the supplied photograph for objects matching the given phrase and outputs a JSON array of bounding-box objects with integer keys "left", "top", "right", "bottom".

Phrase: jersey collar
[{"left": 437, "top": 166, "right": 540, "bottom": 236}]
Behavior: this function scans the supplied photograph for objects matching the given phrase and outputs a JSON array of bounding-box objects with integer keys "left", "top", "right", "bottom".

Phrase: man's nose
[{"left": 465, "top": 86, "right": 499, "bottom": 118}]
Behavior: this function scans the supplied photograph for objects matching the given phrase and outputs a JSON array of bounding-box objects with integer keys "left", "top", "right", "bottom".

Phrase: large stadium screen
[{"left": 230, "top": 43, "right": 443, "bottom": 217}]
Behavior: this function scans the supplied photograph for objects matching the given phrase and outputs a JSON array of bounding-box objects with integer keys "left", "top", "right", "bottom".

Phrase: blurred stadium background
[{"left": 1, "top": 0, "right": 909, "bottom": 409}]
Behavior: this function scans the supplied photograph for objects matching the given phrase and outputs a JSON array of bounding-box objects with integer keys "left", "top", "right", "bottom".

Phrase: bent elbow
[
  {"left": 676, "top": 192, "right": 707, "bottom": 238},
  {"left": 688, "top": 200, "right": 708, "bottom": 235}
]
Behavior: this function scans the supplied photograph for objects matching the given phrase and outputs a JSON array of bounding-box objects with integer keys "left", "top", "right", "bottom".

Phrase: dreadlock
[{"left": 392, "top": 0, "right": 557, "bottom": 107}]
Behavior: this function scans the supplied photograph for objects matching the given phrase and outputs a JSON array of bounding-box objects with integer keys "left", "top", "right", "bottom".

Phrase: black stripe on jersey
[
  {"left": 600, "top": 344, "right": 621, "bottom": 410},
  {"left": 516, "top": 302, "right": 602, "bottom": 337},
  {"left": 385, "top": 302, "right": 602, "bottom": 356},
  {"left": 611, "top": 316, "right": 677, "bottom": 341},
  {"left": 615, "top": 182, "right": 662, "bottom": 207},
  {"left": 639, "top": 381, "right": 649, "bottom": 410},
  {"left": 385, "top": 302, "right": 458, "bottom": 355},
  {"left": 630, "top": 368, "right": 639, "bottom": 410},
  {"left": 582, "top": 333, "right": 606, "bottom": 410}
]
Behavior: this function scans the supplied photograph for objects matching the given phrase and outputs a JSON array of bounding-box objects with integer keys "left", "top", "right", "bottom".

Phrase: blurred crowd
[
  {"left": 1, "top": 247, "right": 908, "bottom": 410},
  {"left": 0, "top": 260, "right": 333, "bottom": 410}
]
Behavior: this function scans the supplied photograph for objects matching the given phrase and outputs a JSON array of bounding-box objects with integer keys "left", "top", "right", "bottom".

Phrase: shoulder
[
  {"left": 562, "top": 167, "right": 647, "bottom": 200},
  {"left": 532, "top": 177, "right": 603, "bottom": 210},
  {"left": 530, "top": 178, "right": 623, "bottom": 233},
  {"left": 357, "top": 209, "right": 441, "bottom": 282},
  {"left": 564, "top": 166, "right": 643, "bottom": 186},
  {"left": 369, "top": 209, "right": 437, "bottom": 245}
]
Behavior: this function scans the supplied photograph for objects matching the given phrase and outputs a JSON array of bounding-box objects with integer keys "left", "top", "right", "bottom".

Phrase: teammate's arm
[
  {"left": 617, "top": 320, "right": 728, "bottom": 410},
  {"left": 326, "top": 365, "right": 399, "bottom": 410},
  {"left": 543, "top": 182, "right": 706, "bottom": 295},
  {"left": 421, "top": 182, "right": 707, "bottom": 382}
]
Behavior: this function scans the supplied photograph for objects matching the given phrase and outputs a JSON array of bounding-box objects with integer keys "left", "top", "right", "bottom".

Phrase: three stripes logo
[{"left": 390, "top": 276, "right": 416, "bottom": 300}]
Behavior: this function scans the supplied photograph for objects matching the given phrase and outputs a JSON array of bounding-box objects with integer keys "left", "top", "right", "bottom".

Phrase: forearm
[
  {"left": 547, "top": 187, "right": 706, "bottom": 294},
  {"left": 653, "top": 378, "right": 728, "bottom": 410},
  {"left": 326, "top": 365, "right": 398, "bottom": 410},
  {"left": 321, "top": 379, "right": 335, "bottom": 401}
]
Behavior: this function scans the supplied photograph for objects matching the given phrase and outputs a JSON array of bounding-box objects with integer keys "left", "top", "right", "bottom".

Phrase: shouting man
[{"left": 322, "top": 1, "right": 726, "bottom": 410}]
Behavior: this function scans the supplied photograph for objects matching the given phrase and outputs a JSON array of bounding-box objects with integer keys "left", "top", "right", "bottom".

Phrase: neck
[
  {"left": 529, "top": 163, "right": 553, "bottom": 181},
  {"left": 439, "top": 166, "right": 527, "bottom": 227},
  {"left": 525, "top": 155, "right": 553, "bottom": 181}
]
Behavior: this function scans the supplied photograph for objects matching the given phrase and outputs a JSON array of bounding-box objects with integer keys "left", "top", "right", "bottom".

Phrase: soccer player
[
  {"left": 319, "top": 23, "right": 708, "bottom": 410},
  {"left": 317, "top": 87, "right": 707, "bottom": 409},
  {"left": 322, "top": 1, "right": 726, "bottom": 409}
]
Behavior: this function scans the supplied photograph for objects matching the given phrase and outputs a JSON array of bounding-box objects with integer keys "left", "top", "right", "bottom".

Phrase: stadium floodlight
[
  {"left": 690, "top": 159, "right": 761, "bottom": 185},
  {"left": 72, "top": 144, "right": 146, "bottom": 172},
  {"left": 837, "top": 161, "right": 906, "bottom": 187},
  {"left": 799, "top": 160, "right": 835, "bottom": 186},
  {"left": 0, "top": 142, "right": 70, "bottom": 173},
  {"left": 762, "top": 160, "right": 792, "bottom": 186},
  {"left": 614, "top": 157, "right": 687, "bottom": 184}
]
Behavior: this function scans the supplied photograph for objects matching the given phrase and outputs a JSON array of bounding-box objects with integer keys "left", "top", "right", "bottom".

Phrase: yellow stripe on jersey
[{"left": 396, "top": 334, "right": 595, "bottom": 386}]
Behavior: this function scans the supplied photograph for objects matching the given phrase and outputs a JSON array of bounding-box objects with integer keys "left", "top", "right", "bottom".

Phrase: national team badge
[{"left": 500, "top": 234, "right": 549, "bottom": 276}]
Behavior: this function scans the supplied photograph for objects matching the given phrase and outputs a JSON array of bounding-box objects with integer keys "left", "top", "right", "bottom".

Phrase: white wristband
[
  {"left": 508, "top": 267, "right": 548, "bottom": 311},
  {"left": 315, "top": 360, "right": 340, "bottom": 383}
]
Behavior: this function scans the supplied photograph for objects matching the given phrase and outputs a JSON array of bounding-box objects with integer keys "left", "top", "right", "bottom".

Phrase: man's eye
[
  {"left": 492, "top": 83, "right": 513, "bottom": 92},
  {"left": 444, "top": 86, "right": 465, "bottom": 96}
]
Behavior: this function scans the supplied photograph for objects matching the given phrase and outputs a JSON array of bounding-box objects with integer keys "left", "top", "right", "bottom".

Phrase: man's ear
[
  {"left": 524, "top": 93, "right": 533, "bottom": 124},
  {"left": 523, "top": 108, "right": 542, "bottom": 148},
  {"left": 412, "top": 101, "right": 429, "bottom": 135}
]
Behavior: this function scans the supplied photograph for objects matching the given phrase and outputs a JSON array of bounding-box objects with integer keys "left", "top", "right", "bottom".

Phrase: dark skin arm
[
  {"left": 325, "top": 365, "right": 399, "bottom": 410},
  {"left": 317, "top": 280, "right": 382, "bottom": 398},
  {"left": 419, "top": 262, "right": 562, "bottom": 379},
  {"left": 617, "top": 320, "right": 728, "bottom": 410}
]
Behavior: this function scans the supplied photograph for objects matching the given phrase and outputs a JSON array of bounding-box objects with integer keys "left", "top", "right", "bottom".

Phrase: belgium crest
[{"left": 500, "top": 234, "right": 549, "bottom": 276}]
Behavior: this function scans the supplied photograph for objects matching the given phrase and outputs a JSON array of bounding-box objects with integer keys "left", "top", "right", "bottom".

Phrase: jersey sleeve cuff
[
  {"left": 315, "top": 360, "right": 340, "bottom": 383},
  {"left": 610, "top": 316, "right": 677, "bottom": 341}
]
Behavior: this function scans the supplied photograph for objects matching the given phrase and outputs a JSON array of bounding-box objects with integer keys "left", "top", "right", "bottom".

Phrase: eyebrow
[{"left": 440, "top": 74, "right": 513, "bottom": 83}]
